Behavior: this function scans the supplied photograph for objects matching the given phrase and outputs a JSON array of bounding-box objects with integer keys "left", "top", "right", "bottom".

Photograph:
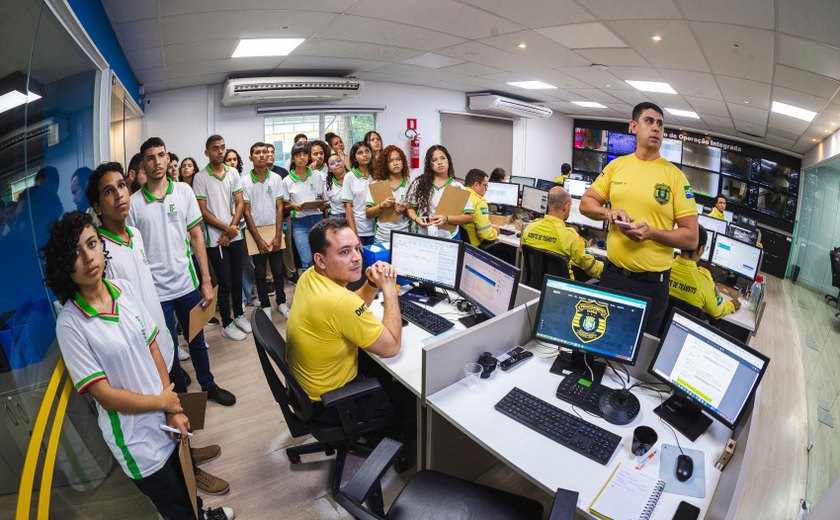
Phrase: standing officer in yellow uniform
[
  {"left": 462, "top": 168, "right": 499, "bottom": 247},
  {"left": 708, "top": 194, "right": 727, "bottom": 220},
  {"left": 669, "top": 225, "right": 741, "bottom": 318},
  {"left": 521, "top": 186, "right": 603, "bottom": 280},
  {"left": 580, "top": 102, "right": 698, "bottom": 334}
]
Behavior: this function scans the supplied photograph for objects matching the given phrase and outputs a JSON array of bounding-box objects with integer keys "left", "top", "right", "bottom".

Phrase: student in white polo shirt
[
  {"left": 242, "top": 142, "right": 290, "bottom": 318},
  {"left": 44, "top": 212, "right": 234, "bottom": 520},
  {"left": 342, "top": 141, "right": 375, "bottom": 245},
  {"left": 407, "top": 145, "right": 474, "bottom": 239},
  {"left": 127, "top": 137, "right": 235, "bottom": 407},
  {"left": 282, "top": 142, "right": 324, "bottom": 272},
  {"left": 193, "top": 134, "right": 251, "bottom": 342},
  {"left": 366, "top": 144, "right": 410, "bottom": 243}
]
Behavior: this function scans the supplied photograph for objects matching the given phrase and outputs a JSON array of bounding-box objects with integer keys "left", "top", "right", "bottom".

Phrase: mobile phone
[
  {"left": 672, "top": 501, "right": 700, "bottom": 520},
  {"left": 614, "top": 220, "right": 635, "bottom": 229}
]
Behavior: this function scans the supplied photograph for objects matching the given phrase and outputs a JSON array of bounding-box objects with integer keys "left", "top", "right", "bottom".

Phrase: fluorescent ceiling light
[
  {"left": 771, "top": 100, "right": 817, "bottom": 122},
  {"left": 0, "top": 90, "right": 41, "bottom": 114},
  {"left": 506, "top": 81, "right": 557, "bottom": 90},
  {"left": 572, "top": 101, "right": 607, "bottom": 108},
  {"left": 232, "top": 38, "right": 304, "bottom": 58},
  {"left": 625, "top": 80, "right": 677, "bottom": 94},
  {"left": 665, "top": 108, "right": 699, "bottom": 119}
]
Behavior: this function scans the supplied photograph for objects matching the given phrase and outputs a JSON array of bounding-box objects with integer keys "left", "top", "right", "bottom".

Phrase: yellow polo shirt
[
  {"left": 286, "top": 267, "right": 383, "bottom": 401},
  {"left": 521, "top": 214, "right": 603, "bottom": 279},
  {"left": 463, "top": 187, "right": 498, "bottom": 246},
  {"left": 668, "top": 256, "right": 736, "bottom": 319},
  {"left": 708, "top": 207, "right": 725, "bottom": 220},
  {"left": 591, "top": 154, "right": 697, "bottom": 272}
]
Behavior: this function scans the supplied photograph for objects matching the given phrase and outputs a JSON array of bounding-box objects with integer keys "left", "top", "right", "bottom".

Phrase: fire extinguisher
[{"left": 406, "top": 118, "right": 420, "bottom": 169}]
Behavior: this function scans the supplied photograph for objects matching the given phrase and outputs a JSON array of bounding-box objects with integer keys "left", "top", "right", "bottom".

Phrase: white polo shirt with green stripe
[
  {"left": 101, "top": 225, "right": 174, "bottom": 371},
  {"left": 366, "top": 178, "right": 410, "bottom": 243},
  {"left": 341, "top": 169, "right": 374, "bottom": 237},
  {"left": 56, "top": 279, "right": 174, "bottom": 480},
  {"left": 242, "top": 169, "right": 288, "bottom": 226},
  {"left": 127, "top": 179, "right": 203, "bottom": 301},
  {"left": 282, "top": 168, "right": 324, "bottom": 218},
  {"left": 407, "top": 177, "right": 474, "bottom": 238},
  {"left": 192, "top": 164, "right": 244, "bottom": 246}
]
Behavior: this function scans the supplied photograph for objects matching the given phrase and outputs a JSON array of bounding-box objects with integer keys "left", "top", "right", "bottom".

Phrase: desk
[{"left": 713, "top": 283, "right": 761, "bottom": 343}]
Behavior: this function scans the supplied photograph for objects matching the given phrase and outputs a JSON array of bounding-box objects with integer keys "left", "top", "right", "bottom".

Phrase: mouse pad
[{"left": 659, "top": 444, "right": 706, "bottom": 498}]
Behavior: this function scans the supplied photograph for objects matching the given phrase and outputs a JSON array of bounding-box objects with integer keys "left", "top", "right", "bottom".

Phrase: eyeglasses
[{"left": 328, "top": 158, "right": 344, "bottom": 166}]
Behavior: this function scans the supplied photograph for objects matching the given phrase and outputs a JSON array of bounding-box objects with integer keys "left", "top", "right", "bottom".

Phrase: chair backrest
[
  {"left": 521, "top": 244, "right": 572, "bottom": 289},
  {"left": 481, "top": 240, "right": 517, "bottom": 266},
  {"left": 251, "top": 310, "right": 314, "bottom": 437}
]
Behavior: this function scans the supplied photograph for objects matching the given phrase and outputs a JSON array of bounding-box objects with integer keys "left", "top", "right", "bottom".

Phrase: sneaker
[
  {"left": 194, "top": 467, "right": 229, "bottom": 495},
  {"left": 277, "top": 303, "right": 290, "bottom": 319},
  {"left": 233, "top": 315, "right": 252, "bottom": 334},
  {"left": 261, "top": 307, "right": 272, "bottom": 318},
  {"left": 178, "top": 346, "right": 190, "bottom": 361},
  {"left": 208, "top": 317, "right": 220, "bottom": 325},
  {"left": 206, "top": 385, "right": 236, "bottom": 406},
  {"left": 221, "top": 323, "right": 246, "bottom": 341},
  {"left": 203, "top": 506, "right": 235, "bottom": 520},
  {"left": 191, "top": 444, "right": 221, "bottom": 465}
]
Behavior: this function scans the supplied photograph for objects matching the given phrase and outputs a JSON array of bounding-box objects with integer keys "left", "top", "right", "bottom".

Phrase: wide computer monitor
[
  {"left": 484, "top": 182, "right": 520, "bottom": 206},
  {"left": 509, "top": 176, "right": 536, "bottom": 194},
  {"left": 698, "top": 214, "right": 728, "bottom": 236},
  {"left": 456, "top": 244, "right": 521, "bottom": 327},
  {"left": 521, "top": 185, "right": 548, "bottom": 214},
  {"left": 710, "top": 234, "right": 762, "bottom": 282},
  {"left": 535, "top": 178, "right": 557, "bottom": 191},
  {"left": 533, "top": 276, "right": 650, "bottom": 383},
  {"left": 649, "top": 309, "right": 769, "bottom": 440},
  {"left": 389, "top": 230, "right": 461, "bottom": 295},
  {"left": 563, "top": 178, "right": 590, "bottom": 198},
  {"left": 728, "top": 223, "right": 758, "bottom": 245},
  {"left": 567, "top": 198, "right": 604, "bottom": 230}
]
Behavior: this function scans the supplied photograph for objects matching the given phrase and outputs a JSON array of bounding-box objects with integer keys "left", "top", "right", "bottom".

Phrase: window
[{"left": 263, "top": 112, "right": 376, "bottom": 167}]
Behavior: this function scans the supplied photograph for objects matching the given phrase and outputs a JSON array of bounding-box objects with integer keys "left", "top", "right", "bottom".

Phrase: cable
[{"left": 631, "top": 382, "right": 685, "bottom": 456}]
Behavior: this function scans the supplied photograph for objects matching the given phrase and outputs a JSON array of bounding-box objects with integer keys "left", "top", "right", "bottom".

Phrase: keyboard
[
  {"left": 495, "top": 387, "right": 621, "bottom": 465},
  {"left": 555, "top": 373, "right": 609, "bottom": 416},
  {"left": 398, "top": 296, "right": 455, "bottom": 336},
  {"left": 499, "top": 228, "right": 515, "bottom": 236}
]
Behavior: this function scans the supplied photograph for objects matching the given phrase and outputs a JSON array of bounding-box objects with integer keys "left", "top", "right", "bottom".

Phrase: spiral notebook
[{"left": 589, "top": 463, "right": 665, "bottom": 520}]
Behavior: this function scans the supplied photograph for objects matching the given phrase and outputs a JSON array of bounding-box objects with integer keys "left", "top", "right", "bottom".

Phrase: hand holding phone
[{"left": 614, "top": 220, "right": 635, "bottom": 229}]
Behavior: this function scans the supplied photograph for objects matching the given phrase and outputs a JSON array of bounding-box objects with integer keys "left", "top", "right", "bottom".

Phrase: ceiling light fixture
[
  {"left": 572, "top": 101, "right": 607, "bottom": 108},
  {"left": 665, "top": 108, "right": 700, "bottom": 119},
  {"left": 771, "top": 100, "right": 817, "bottom": 122},
  {"left": 625, "top": 80, "right": 677, "bottom": 94},
  {"left": 651, "top": 35, "right": 662, "bottom": 42},
  {"left": 517, "top": 43, "right": 527, "bottom": 49},
  {"left": 744, "top": 100, "right": 750, "bottom": 104},
  {"left": 812, "top": 138, "right": 818, "bottom": 142},
  {"left": 231, "top": 38, "right": 305, "bottom": 58},
  {"left": 507, "top": 81, "right": 557, "bottom": 90},
  {"left": 0, "top": 90, "right": 41, "bottom": 114}
]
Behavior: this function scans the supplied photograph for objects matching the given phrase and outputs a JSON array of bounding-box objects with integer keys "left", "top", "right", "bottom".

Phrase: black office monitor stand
[
  {"left": 458, "top": 311, "right": 489, "bottom": 328},
  {"left": 725, "top": 272, "right": 740, "bottom": 291},
  {"left": 413, "top": 282, "right": 444, "bottom": 306},
  {"left": 653, "top": 394, "right": 713, "bottom": 442},
  {"left": 549, "top": 350, "right": 606, "bottom": 385}
]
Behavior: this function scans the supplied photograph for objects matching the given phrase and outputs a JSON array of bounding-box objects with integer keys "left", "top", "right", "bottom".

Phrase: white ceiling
[{"left": 101, "top": 0, "right": 840, "bottom": 154}]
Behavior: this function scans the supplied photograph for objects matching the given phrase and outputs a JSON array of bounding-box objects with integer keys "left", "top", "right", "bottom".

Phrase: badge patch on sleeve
[{"left": 684, "top": 185, "right": 694, "bottom": 199}]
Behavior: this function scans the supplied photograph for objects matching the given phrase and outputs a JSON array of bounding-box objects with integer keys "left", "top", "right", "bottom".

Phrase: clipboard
[
  {"left": 246, "top": 225, "right": 284, "bottom": 255},
  {"left": 434, "top": 184, "right": 470, "bottom": 232},
  {"left": 177, "top": 391, "right": 208, "bottom": 430},
  {"left": 178, "top": 440, "right": 199, "bottom": 519},
  {"left": 188, "top": 286, "right": 218, "bottom": 341},
  {"left": 299, "top": 200, "right": 326, "bottom": 210},
  {"left": 369, "top": 181, "right": 398, "bottom": 223}
]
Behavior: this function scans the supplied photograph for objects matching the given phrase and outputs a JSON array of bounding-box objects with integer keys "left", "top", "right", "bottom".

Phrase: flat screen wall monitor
[
  {"left": 389, "top": 231, "right": 461, "bottom": 295},
  {"left": 573, "top": 149, "right": 608, "bottom": 174},
  {"left": 484, "top": 182, "right": 520, "bottom": 206},
  {"left": 648, "top": 309, "right": 769, "bottom": 441},
  {"left": 721, "top": 178, "right": 749, "bottom": 205},
  {"left": 681, "top": 142, "right": 722, "bottom": 172},
  {"left": 698, "top": 214, "right": 728, "bottom": 236},
  {"left": 700, "top": 230, "right": 715, "bottom": 263},
  {"left": 728, "top": 224, "right": 758, "bottom": 245},
  {"left": 723, "top": 210, "right": 733, "bottom": 223},
  {"left": 720, "top": 151, "right": 751, "bottom": 179},
  {"left": 563, "top": 179, "right": 590, "bottom": 198},
  {"left": 456, "top": 244, "right": 521, "bottom": 328},
  {"left": 509, "top": 176, "right": 536, "bottom": 195},
  {"left": 607, "top": 132, "right": 636, "bottom": 155},
  {"left": 755, "top": 187, "right": 794, "bottom": 220},
  {"left": 681, "top": 166, "right": 720, "bottom": 197},
  {"left": 521, "top": 185, "right": 548, "bottom": 214},
  {"left": 567, "top": 198, "right": 605, "bottom": 230},
  {"left": 606, "top": 153, "right": 620, "bottom": 165},
  {"left": 758, "top": 159, "right": 799, "bottom": 192},
  {"left": 695, "top": 203, "right": 705, "bottom": 214},
  {"left": 660, "top": 137, "right": 683, "bottom": 164},
  {"left": 710, "top": 234, "right": 762, "bottom": 282},
  {"left": 535, "top": 179, "right": 557, "bottom": 191},
  {"left": 732, "top": 214, "right": 756, "bottom": 228},
  {"left": 534, "top": 276, "right": 650, "bottom": 384},
  {"left": 574, "top": 127, "right": 608, "bottom": 151}
]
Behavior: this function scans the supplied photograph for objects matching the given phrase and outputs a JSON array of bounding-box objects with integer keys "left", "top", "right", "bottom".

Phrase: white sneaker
[
  {"left": 262, "top": 307, "right": 272, "bottom": 318},
  {"left": 233, "top": 315, "right": 252, "bottom": 334},
  {"left": 277, "top": 303, "right": 291, "bottom": 319},
  {"left": 221, "top": 322, "right": 246, "bottom": 341},
  {"left": 178, "top": 346, "right": 190, "bottom": 361},
  {"left": 203, "top": 506, "right": 235, "bottom": 520}
]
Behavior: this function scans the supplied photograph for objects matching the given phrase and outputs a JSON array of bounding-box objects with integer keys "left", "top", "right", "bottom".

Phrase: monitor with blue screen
[{"left": 607, "top": 132, "right": 636, "bottom": 155}]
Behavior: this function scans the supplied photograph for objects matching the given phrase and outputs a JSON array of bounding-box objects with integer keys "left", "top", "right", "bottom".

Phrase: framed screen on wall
[
  {"left": 758, "top": 159, "right": 798, "bottom": 192},
  {"left": 720, "top": 151, "right": 751, "bottom": 179},
  {"left": 721, "top": 177, "right": 749, "bottom": 205},
  {"left": 682, "top": 142, "right": 722, "bottom": 172},
  {"left": 681, "top": 166, "right": 720, "bottom": 198},
  {"left": 573, "top": 149, "right": 608, "bottom": 174},
  {"left": 574, "top": 128, "right": 608, "bottom": 151},
  {"left": 607, "top": 132, "right": 636, "bottom": 155},
  {"left": 755, "top": 187, "right": 795, "bottom": 220},
  {"left": 660, "top": 137, "right": 683, "bottom": 163}
]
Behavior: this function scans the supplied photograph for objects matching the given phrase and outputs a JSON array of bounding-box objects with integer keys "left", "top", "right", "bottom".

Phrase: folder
[
  {"left": 245, "top": 225, "right": 284, "bottom": 255},
  {"left": 369, "top": 181, "right": 399, "bottom": 223},
  {"left": 188, "top": 286, "right": 218, "bottom": 341},
  {"left": 435, "top": 184, "right": 470, "bottom": 232}
]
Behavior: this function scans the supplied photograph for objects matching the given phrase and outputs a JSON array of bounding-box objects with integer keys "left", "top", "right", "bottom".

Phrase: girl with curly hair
[
  {"left": 366, "top": 145, "right": 410, "bottom": 243},
  {"left": 406, "top": 145, "right": 473, "bottom": 239}
]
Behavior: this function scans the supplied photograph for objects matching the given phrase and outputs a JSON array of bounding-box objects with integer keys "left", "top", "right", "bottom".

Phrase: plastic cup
[
  {"left": 632, "top": 425, "right": 658, "bottom": 456},
  {"left": 463, "top": 363, "right": 482, "bottom": 390}
]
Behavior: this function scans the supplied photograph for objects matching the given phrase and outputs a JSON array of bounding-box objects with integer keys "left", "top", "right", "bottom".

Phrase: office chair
[
  {"left": 521, "top": 244, "right": 572, "bottom": 289},
  {"left": 480, "top": 239, "right": 517, "bottom": 266},
  {"left": 337, "top": 437, "right": 579, "bottom": 520},
  {"left": 251, "top": 310, "right": 394, "bottom": 495},
  {"left": 826, "top": 249, "right": 840, "bottom": 307},
  {"left": 660, "top": 297, "right": 707, "bottom": 338}
]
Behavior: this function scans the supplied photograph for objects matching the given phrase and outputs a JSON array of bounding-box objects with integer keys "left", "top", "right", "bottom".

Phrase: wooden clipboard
[
  {"left": 188, "top": 286, "right": 218, "bottom": 341},
  {"left": 299, "top": 200, "right": 326, "bottom": 210},
  {"left": 246, "top": 225, "right": 284, "bottom": 255},
  {"left": 178, "top": 440, "right": 199, "bottom": 519},
  {"left": 435, "top": 184, "right": 470, "bottom": 232},
  {"left": 369, "top": 181, "right": 398, "bottom": 223},
  {"left": 177, "top": 391, "right": 208, "bottom": 430}
]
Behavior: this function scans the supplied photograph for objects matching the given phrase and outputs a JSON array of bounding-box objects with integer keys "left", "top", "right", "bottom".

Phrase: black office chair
[
  {"left": 825, "top": 249, "right": 840, "bottom": 307},
  {"left": 337, "top": 437, "right": 579, "bottom": 520},
  {"left": 521, "top": 244, "right": 571, "bottom": 289},
  {"left": 481, "top": 239, "right": 517, "bottom": 266},
  {"left": 251, "top": 310, "right": 394, "bottom": 495},
  {"left": 660, "top": 296, "right": 707, "bottom": 337}
]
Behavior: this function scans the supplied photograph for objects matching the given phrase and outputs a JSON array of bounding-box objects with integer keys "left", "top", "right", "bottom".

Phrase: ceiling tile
[
  {"left": 439, "top": 62, "right": 503, "bottom": 76},
  {"left": 764, "top": 135, "right": 797, "bottom": 148},
  {"left": 767, "top": 113, "right": 810, "bottom": 135},
  {"left": 126, "top": 46, "right": 165, "bottom": 71},
  {"left": 734, "top": 120, "right": 767, "bottom": 137},
  {"left": 608, "top": 90, "right": 653, "bottom": 106},
  {"left": 677, "top": 0, "right": 774, "bottom": 30},
  {"left": 700, "top": 115, "right": 735, "bottom": 131},
  {"left": 426, "top": 80, "right": 488, "bottom": 93},
  {"left": 113, "top": 19, "right": 161, "bottom": 51},
  {"left": 533, "top": 70, "right": 593, "bottom": 89},
  {"left": 536, "top": 23, "right": 627, "bottom": 49},
  {"left": 774, "top": 65, "right": 840, "bottom": 99},
  {"left": 606, "top": 67, "right": 667, "bottom": 82},
  {"left": 143, "top": 80, "right": 170, "bottom": 93},
  {"left": 565, "top": 89, "right": 622, "bottom": 104},
  {"left": 165, "top": 41, "right": 237, "bottom": 66},
  {"left": 321, "top": 15, "right": 464, "bottom": 51},
  {"left": 167, "top": 57, "right": 281, "bottom": 79},
  {"left": 771, "top": 86, "right": 829, "bottom": 112},
  {"left": 727, "top": 103, "right": 769, "bottom": 125},
  {"left": 659, "top": 70, "right": 723, "bottom": 100},
  {"left": 347, "top": 0, "right": 522, "bottom": 39},
  {"left": 583, "top": 0, "right": 682, "bottom": 20},
  {"left": 369, "top": 63, "right": 463, "bottom": 82},
  {"left": 648, "top": 94, "right": 693, "bottom": 111},
  {"left": 608, "top": 20, "right": 709, "bottom": 72},
  {"left": 295, "top": 38, "right": 423, "bottom": 62},
  {"left": 717, "top": 76, "right": 771, "bottom": 108},
  {"left": 160, "top": 11, "right": 333, "bottom": 45},
  {"left": 401, "top": 53, "right": 464, "bottom": 69},
  {"left": 684, "top": 96, "right": 729, "bottom": 117},
  {"left": 102, "top": 0, "right": 156, "bottom": 23},
  {"left": 478, "top": 31, "right": 590, "bottom": 68},
  {"left": 778, "top": 35, "right": 840, "bottom": 82},
  {"left": 778, "top": 0, "right": 840, "bottom": 49},
  {"left": 277, "top": 56, "right": 387, "bottom": 73},
  {"left": 437, "top": 41, "right": 540, "bottom": 74},
  {"left": 691, "top": 22, "right": 774, "bottom": 82},
  {"left": 457, "top": 0, "right": 594, "bottom": 27},
  {"left": 133, "top": 66, "right": 167, "bottom": 83},
  {"left": 166, "top": 73, "right": 229, "bottom": 91},
  {"left": 354, "top": 71, "right": 438, "bottom": 87},
  {"left": 160, "top": 0, "right": 356, "bottom": 16},
  {"left": 554, "top": 67, "right": 628, "bottom": 89},
  {"left": 575, "top": 48, "right": 649, "bottom": 67}
]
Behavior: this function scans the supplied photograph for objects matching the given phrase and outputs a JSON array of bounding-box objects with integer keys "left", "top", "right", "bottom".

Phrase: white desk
[{"left": 426, "top": 347, "right": 730, "bottom": 519}]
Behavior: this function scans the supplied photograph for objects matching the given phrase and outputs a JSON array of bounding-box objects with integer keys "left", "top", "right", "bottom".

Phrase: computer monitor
[
  {"left": 660, "top": 137, "right": 683, "bottom": 163},
  {"left": 681, "top": 142, "right": 721, "bottom": 172},
  {"left": 710, "top": 234, "right": 762, "bottom": 282},
  {"left": 681, "top": 166, "right": 720, "bottom": 197},
  {"left": 648, "top": 309, "right": 769, "bottom": 440},
  {"left": 521, "top": 186, "right": 548, "bottom": 214},
  {"left": 698, "top": 214, "right": 728, "bottom": 236},
  {"left": 533, "top": 276, "right": 650, "bottom": 383},
  {"left": 567, "top": 198, "right": 604, "bottom": 230},
  {"left": 509, "top": 176, "right": 536, "bottom": 194},
  {"left": 607, "top": 132, "right": 636, "bottom": 155},
  {"left": 728, "top": 223, "right": 758, "bottom": 245},
  {"left": 563, "top": 179, "right": 590, "bottom": 198},
  {"left": 700, "top": 230, "right": 715, "bottom": 263},
  {"left": 389, "top": 231, "right": 461, "bottom": 292},
  {"left": 484, "top": 182, "right": 519, "bottom": 206},
  {"left": 723, "top": 210, "right": 733, "bottom": 223},
  {"left": 535, "top": 179, "right": 557, "bottom": 191},
  {"left": 456, "top": 244, "right": 521, "bottom": 327}
]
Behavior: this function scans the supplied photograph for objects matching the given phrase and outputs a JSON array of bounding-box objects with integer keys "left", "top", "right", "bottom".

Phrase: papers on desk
[{"left": 589, "top": 463, "right": 665, "bottom": 520}]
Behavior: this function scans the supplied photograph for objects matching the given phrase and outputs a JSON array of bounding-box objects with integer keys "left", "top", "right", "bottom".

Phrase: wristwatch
[{"left": 366, "top": 278, "right": 378, "bottom": 289}]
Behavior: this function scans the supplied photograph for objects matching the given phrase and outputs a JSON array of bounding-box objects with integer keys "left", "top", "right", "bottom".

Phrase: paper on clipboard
[
  {"left": 299, "top": 200, "right": 326, "bottom": 211},
  {"left": 188, "top": 286, "right": 218, "bottom": 342},
  {"left": 246, "top": 225, "right": 284, "bottom": 255},
  {"left": 369, "top": 181, "right": 398, "bottom": 223},
  {"left": 178, "top": 440, "right": 199, "bottom": 519},
  {"left": 434, "top": 184, "right": 470, "bottom": 232}
]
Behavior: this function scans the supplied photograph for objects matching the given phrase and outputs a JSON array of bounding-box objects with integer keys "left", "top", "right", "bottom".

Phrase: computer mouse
[{"left": 676, "top": 454, "right": 694, "bottom": 482}]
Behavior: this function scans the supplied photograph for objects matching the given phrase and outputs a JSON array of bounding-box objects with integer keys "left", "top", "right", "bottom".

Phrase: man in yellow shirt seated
[
  {"left": 669, "top": 225, "right": 741, "bottom": 319},
  {"left": 462, "top": 168, "right": 499, "bottom": 247},
  {"left": 521, "top": 186, "right": 603, "bottom": 280},
  {"left": 553, "top": 162, "right": 571, "bottom": 185},
  {"left": 708, "top": 194, "right": 727, "bottom": 220}
]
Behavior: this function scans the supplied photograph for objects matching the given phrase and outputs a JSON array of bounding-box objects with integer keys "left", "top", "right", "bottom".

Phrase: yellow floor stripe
[{"left": 36, "top": 376, "right": 72, "bottom": 519}]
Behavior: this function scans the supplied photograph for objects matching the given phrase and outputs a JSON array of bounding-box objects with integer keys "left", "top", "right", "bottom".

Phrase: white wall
[
  {"left": 803, "top": 129, "right": 840, "bottom": 168},
  {"left": 513, "top": 113, "right": 574, "bottom": 180}
]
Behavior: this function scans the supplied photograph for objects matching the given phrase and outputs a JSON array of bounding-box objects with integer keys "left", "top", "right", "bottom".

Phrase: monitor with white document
[
  {"left": 563, "top": 179, "right": 590, "bottom": 198},
  {"left": 389, "top": 230, "right": 461, "bottom": 292},
  {"left": 698, "top": 214, "right": 728, "bottom": 236},
  {"left": 710, "top": 234, "right": 762, "bottom": 281},
  {"left": 567, "top": 198, "right": 604, "bottom": 230},
  {"left": 520, "top": 186, "right": 548, "bottom": 215},
  {"left": 509, "top": 176, "right": 536, "bottom": 195},
  {"left": 484, "top": 182, "right": 520, "bottom": 207},
  {"left": 456, "top": 244, "right": 521, "bottom": 327},
  {"left": 700, "top": 230, "right": 715, "bottom": 263}
]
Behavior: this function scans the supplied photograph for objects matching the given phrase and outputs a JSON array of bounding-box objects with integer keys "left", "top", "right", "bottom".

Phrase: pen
[
  {"left": 159, "top": 424, "right": 193, "bottom": 438},
  {"left": 635, "top": 450, "right": 657, "bottom": 470}
]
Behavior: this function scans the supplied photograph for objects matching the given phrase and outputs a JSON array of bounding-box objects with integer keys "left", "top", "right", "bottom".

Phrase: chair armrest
[
  {"left": 320, "top": 377, "right": 382, "bottom": 408},
  {"left": 340, "top": 438, "right": 403, "bottom": 505},
  {"left": 547, "top": 488, "right": 579, "bottom": 520}
]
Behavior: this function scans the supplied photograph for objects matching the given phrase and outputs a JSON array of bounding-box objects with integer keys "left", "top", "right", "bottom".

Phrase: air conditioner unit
[
  {"left": 221, "top": 77, "right": 362, "bottom": 106},
  {"left": 468, "top": 95, "right": 553, "bottom": 119}
]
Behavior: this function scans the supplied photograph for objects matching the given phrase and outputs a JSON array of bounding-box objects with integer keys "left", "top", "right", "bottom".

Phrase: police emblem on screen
[{"left": 572, "top": 299, "right": 610, "bottom": 343}]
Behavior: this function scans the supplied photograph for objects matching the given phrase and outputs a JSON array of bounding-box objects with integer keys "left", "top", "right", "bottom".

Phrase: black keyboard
[
  {"left": 398, "top": 296, "right": 455, "bottom": 336},
  {"left": 495, "top": 387, "right": 621, "bottom": 465},
  {"left": 499, "top": 228, "right": 515, "bottom": 236},
  {"left": 555, "top": 373, "right": 609, "bottom": 416}
]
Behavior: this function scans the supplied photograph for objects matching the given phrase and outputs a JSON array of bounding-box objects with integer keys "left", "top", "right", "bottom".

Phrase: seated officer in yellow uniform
[
  {"left": 521, "top": 186, "right": 603, "bottom": 280},
  {"left": 708, "top": 194, "right": 727, "bottom": 220},
  {"left": 669, "top": 225, "right": 741, "bottom": 319},
  {"left": 463, "top": 168, "right": 499, "bottom": 247},
  {"left": 553, "top": 162, "right": 571, "bottom": 185}
]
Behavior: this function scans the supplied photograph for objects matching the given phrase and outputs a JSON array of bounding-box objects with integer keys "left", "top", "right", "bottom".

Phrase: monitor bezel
[
  {"left": 389, "top": 230, "right": 462, "bottom": 290},
  {"left": 509, "top": 176, "right": 537, "bottom": 190},
  {"left": 647, "top": 308, "right": 770, "bottom": 431},
  {"left": 532, "top": 275, "right": 651, "bottom": 366},
  {"left": 698, "top": 213, "right": 729, "bottom": 236},
  {"left": 484, "top": 181, "right": 520, "bottom": 206},
  {"left": 709, "top": 234, "right": 762, "bottom": 281},
  {"left": 521, "top": 185, "right": 548, "bottom": 214},
  {"left": 727, "top": 223, "right": 759, "bottom": 245},
  {"left": 457, "top": 243, "right": 521, "bottom": 319}
]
